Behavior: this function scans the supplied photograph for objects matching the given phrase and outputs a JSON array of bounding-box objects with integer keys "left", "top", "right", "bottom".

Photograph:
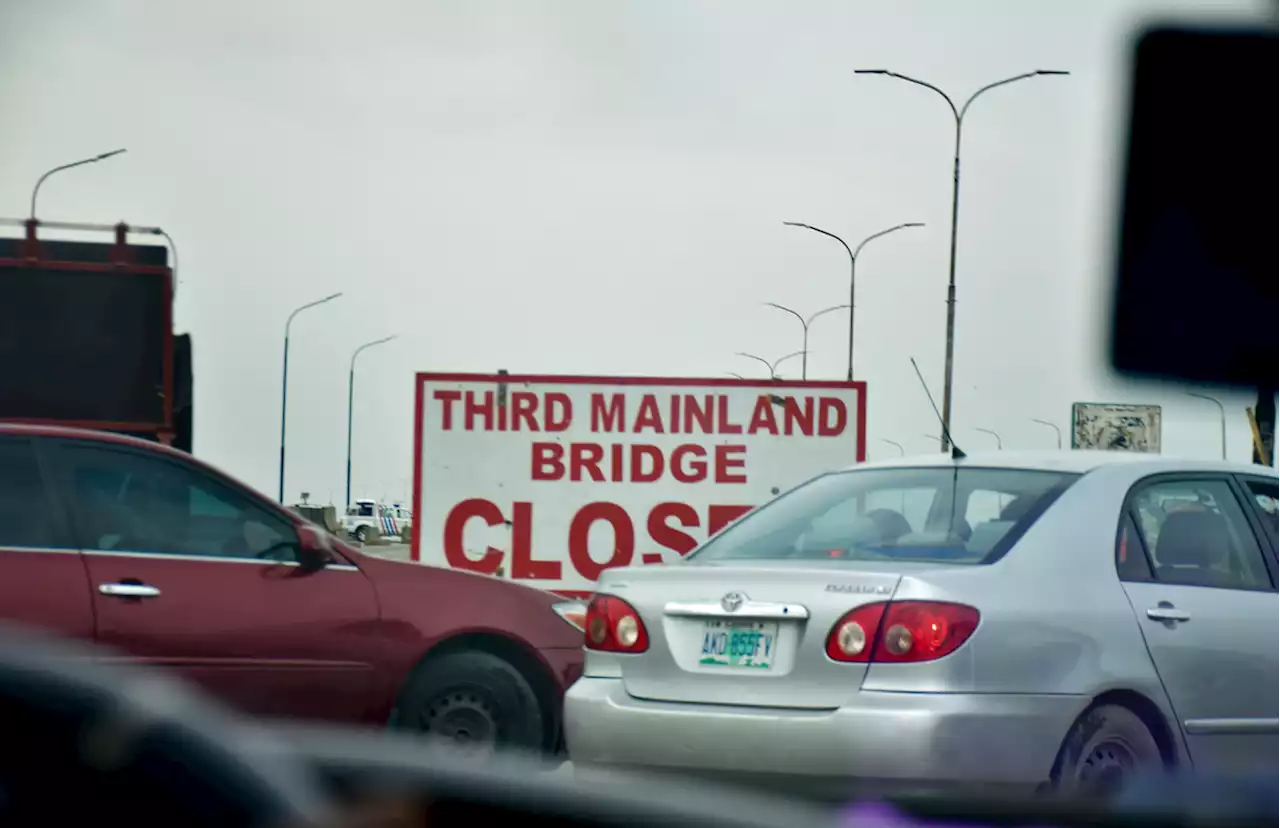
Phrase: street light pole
[
  {"left": 880, "top": 438, "right": 905, "bottom": 457},
  {"left": 346, "top": 335, "right": 398, "bottom": 508},
  {"left": 279, "top": 292, "right": 343, "bottom": 502},
  {"left": 1186, "top": 391, "right": 1227, "bottom": 460},
  {"left": 763, "top": 302, "right": 851, "bottom": 380},
  {"left": 783, "top": 221, "right": 923, "bottom": 381},
  {"left": 1030, "top": 418, "right": 1063, "bottom": 449},
  {"left": 976, "top": 427, "right": 1003, "bottom": 450},
  {"left": 855, "top": 69, "right": 1068, "bottom": 452},
  {"left": 30, "top": 149, "right": 127, "bottom": 218}
]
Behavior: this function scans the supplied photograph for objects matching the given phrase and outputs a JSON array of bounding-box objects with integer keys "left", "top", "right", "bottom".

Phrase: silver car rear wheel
[{"left": 1051, "top": 703, "right": 1164, "bottom": 798}]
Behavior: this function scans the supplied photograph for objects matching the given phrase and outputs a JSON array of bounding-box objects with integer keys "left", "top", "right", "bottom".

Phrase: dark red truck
[{"left": 0, "top": 218, "right": 192, "bottom": 451}]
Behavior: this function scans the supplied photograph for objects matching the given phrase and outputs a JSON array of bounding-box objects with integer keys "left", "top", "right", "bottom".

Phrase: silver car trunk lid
[{"left": 595, "top": 561, "right": 904, "bottom": 709}]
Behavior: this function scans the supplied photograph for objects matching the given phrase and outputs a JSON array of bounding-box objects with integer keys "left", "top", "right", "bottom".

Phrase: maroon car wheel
[{"left": 394, "top": 650, "right": 544, "bottom": 758}]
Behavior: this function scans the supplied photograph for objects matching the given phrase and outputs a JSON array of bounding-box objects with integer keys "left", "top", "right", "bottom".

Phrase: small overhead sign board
[{"left": 1071, "top": 402, "right": 1162, "bottom": 453}]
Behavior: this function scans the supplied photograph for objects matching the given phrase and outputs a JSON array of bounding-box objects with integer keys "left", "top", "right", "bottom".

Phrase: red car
[{"left": 0, "top": 423, "right": 584, "bottom": 756}]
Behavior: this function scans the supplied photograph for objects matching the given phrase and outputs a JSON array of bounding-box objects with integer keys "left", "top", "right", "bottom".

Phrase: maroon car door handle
[{"left": 98, "top": 582, "right": 162, "bottom": 599}]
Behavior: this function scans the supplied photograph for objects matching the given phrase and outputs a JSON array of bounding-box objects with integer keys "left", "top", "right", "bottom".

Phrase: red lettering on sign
[
  {"left": 545, "top": 392, "right": 572, "bottom": 432},
  {"left": 531, "top": 443, "right": 564, "bottom": 480},
  {"left": 715, "top": 394, "right": 743, "bottom": 434},
  {"left": 433, "top": 389, "right": 461, "bottom": 430},
  {"left": 465, "top": 391, "right": 494, "bottom": 431},
  {"left": 568, "top": 502, "right": 634, "bottom": 581},
  {"left": 442, "top": 498, "right": 504, "bottom": 574},
  {"left": 509, "top": 501, "right": 560, "bottom": 580},
  {"left": 437, "top": 499, "right": 761, "bottom": 582},
  {"left": 632, "top": 444, "right": 663, "bottom": 482},
  {"left": 591, "top": 393, "right": 624, "bottom": 432},
  {"left": 570, "top": 443, "right": 606, "bottom": 482},
  {"left": 683, "top": 394, "right": 713, "bottom": 434},
  {"left": 511, "top": 391, "right": 539, "bottom": 432},
  {"left": 715, "top": 444, "right": 747, "bottom": 483},
  {"left": 783, "top": 397, "right": 814, "bottom": 436},
  {"left": 670, "top": 444, "right": 707, "bottom": 483},
  {"left": 647, "top": 502, "right": 699, "bottom": 558},
  {"left": 633, "top": 394, "right": 664, "bottom": 433},
  {"left": 747, "top": 395, "right": 779, "bottom": 435},
  {"left": 818, "top": 397, "right": 847, "bottom": 436}
]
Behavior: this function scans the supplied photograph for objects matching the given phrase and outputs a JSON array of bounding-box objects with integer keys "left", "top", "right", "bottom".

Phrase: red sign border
[{"left": 409, "top": 372, "right": 868, "bottom": 595}]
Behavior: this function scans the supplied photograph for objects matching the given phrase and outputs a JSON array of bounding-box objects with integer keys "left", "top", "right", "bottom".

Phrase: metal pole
[
  {"left": 345, "top": 335, "right": 398, "bottom": 508},
  {"left": 1030, "top": 418, "right": 1063, "bottom": 449},
  {"left": 854, "top": 69, "right": 1067, "bottom": 451},
  {"left": 279, "top": 292, "right": 343, "bottom": 502},
  {"left": 30, "top": 149, "right": 127, "bottom": 218},
  {"left": 1186, "top": 392, "right": 1227, "bottom": 460},
  {"left": 801, "top": 327, "right": 809, "bottom": 380},
  {"left": 783, "top": 222, "right": 922, "bottom": 382},
  {"left": 847, "top": 254, "right": 856, "bottom": 381}
]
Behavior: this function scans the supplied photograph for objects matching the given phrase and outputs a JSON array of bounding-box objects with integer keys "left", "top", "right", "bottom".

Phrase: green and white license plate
[{"left": 698, "top": 619, "right": 778, "bottom": 669}]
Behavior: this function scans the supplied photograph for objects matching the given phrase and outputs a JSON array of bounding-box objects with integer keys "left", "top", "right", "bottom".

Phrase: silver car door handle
[
  {"left": 1146, "top": 607, "right": 1190, "bottom": 622},
  {"left": 99, "top": 582, "right": 161, "bottom": 599}
]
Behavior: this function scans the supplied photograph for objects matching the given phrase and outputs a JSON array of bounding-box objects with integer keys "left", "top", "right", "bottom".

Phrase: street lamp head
[
  {"left": 1035, "top": 70, "right": 1070, "bottom": 76},
  {"left": 95, "top": 148, "right": 128, "bottom": 161},
  {"left": 854, "top": 69, "right": 889, "bottom": 74},
  {"left": 901, "top": 222, "right": 925, "bottom": 229},
  {"left": 782, "top": 221, "right": 811, "bottom": 229}
]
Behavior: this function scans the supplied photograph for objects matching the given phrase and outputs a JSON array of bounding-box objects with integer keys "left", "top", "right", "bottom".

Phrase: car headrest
[{"left": 1155, "top": 510, "right": 1230, "bottom": 567}]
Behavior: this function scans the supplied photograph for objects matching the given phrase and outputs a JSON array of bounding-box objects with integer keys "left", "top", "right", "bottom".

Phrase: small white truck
[{"left": 341, "top": 498, "right": 412, "bottom": 544}]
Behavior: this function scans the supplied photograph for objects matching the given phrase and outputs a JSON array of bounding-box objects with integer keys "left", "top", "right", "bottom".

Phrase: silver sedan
[{"left": 564, "top": 451, "right": 1279, "bottom": 798}]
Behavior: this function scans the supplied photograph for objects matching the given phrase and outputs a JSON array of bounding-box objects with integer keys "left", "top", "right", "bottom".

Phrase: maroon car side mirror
[{"left": 296, "top": 524, "right": 336, "bottom": 573}]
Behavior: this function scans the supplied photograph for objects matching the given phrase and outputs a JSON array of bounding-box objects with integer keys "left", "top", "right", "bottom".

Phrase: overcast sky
[{"left": 1, "top": 0, "right": 1267, "bottom": 505}]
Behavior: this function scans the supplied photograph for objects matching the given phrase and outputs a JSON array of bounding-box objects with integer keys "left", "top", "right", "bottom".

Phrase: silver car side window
[{"left": 1131, "top": 478, "right": 1272, "bottom": 591}]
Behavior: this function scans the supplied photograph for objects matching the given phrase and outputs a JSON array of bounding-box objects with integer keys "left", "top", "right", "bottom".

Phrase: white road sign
[{"left": 411, "top": 373, "right": 867, "bottom": 595}]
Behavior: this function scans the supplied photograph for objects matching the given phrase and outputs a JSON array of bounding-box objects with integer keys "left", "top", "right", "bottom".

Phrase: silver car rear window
[{"left": 688, "top": 467, "right": 1079, "bottom": 565}]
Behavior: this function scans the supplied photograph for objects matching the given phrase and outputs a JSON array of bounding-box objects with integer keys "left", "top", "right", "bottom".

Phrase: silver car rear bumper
[{"left": 565, "top": 677, "right": 1088, "bottom": 793}]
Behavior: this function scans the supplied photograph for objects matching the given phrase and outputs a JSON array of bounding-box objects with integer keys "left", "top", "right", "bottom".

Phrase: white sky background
[{"left": 0, "top": 0, "right": 1268, "bottom": 506}]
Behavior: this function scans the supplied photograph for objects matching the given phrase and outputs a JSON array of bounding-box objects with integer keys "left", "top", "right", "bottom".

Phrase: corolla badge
[
  {"left": 825, "top": 583, "right": 891, "bottom": 595},
  {"left": 720, "top": 591, "right": 747, "bottom": 612}
]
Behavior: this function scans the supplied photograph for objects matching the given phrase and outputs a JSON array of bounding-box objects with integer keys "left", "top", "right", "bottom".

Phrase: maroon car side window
[
  {"left": 0, "top": 437, "right": 60, "bottom": 549},
  {"left": 53, "top": 441, "right": 300, "bottom": 562}
]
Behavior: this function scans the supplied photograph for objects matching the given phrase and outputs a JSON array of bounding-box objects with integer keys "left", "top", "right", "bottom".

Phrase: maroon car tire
[{"left": 393, "top": 650, "right": 544, "bottom": 757}]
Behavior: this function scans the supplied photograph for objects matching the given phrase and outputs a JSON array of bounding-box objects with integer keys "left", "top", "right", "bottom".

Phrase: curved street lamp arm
[
  {"left": 735, "top": 352, "right": 774, "bottom": 377},
  {"left": 862, "top": 71, "right": 959, "bottom": 121},
  {"left": 771, "top": 351, "right": 807, "bottom": 375},
  {"left": 763, "top": 301, "right": 806, "bottom": 331},
  {"left": 286, "top": 292, "right": 344, "bottom": 333},
  {"left": 783, "top": 221, "right": 854, "bottom": 261},
  {"left": 806, "top": 303, "right": 851, "bottom": 327},
  {"left": 975, "top": 427, "right": 1003, "bottom": 449},
  {"left": 880, "top": 438, "right": 905, "bottom": 456},
  {"left": 29, "top": 148, "right": 128, "bottom": 218},
  {"left": 351, "top": 335, "right": 398, "bottom": 371},
  {"left": 853, "top": 222, "right": 926, "bottom": 259},
  {"left": 959, "top": 72, "right": 1042, "bottom": 121}
]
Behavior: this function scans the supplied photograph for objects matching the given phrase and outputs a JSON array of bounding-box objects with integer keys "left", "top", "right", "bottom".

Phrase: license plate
[{"left": 698, "top": 620, "right": 778, "bottom": 669}]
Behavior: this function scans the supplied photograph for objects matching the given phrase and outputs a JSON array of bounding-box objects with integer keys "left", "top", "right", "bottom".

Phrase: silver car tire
[{"left": 1049, "top": 703, "right": 1164, "bottom": 798}]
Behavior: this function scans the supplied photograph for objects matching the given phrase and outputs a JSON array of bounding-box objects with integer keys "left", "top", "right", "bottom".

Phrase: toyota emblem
[{"left": 720, "top": 591, "right": 746, "bottom": 613}]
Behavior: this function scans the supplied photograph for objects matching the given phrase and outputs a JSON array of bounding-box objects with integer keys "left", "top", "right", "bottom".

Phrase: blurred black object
[
  {"left": 0, "top": 624, "right": 332, "bottom": 827},
  {"left": 1110, "top": 24, "right": 1277, "bottom": 393}
]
